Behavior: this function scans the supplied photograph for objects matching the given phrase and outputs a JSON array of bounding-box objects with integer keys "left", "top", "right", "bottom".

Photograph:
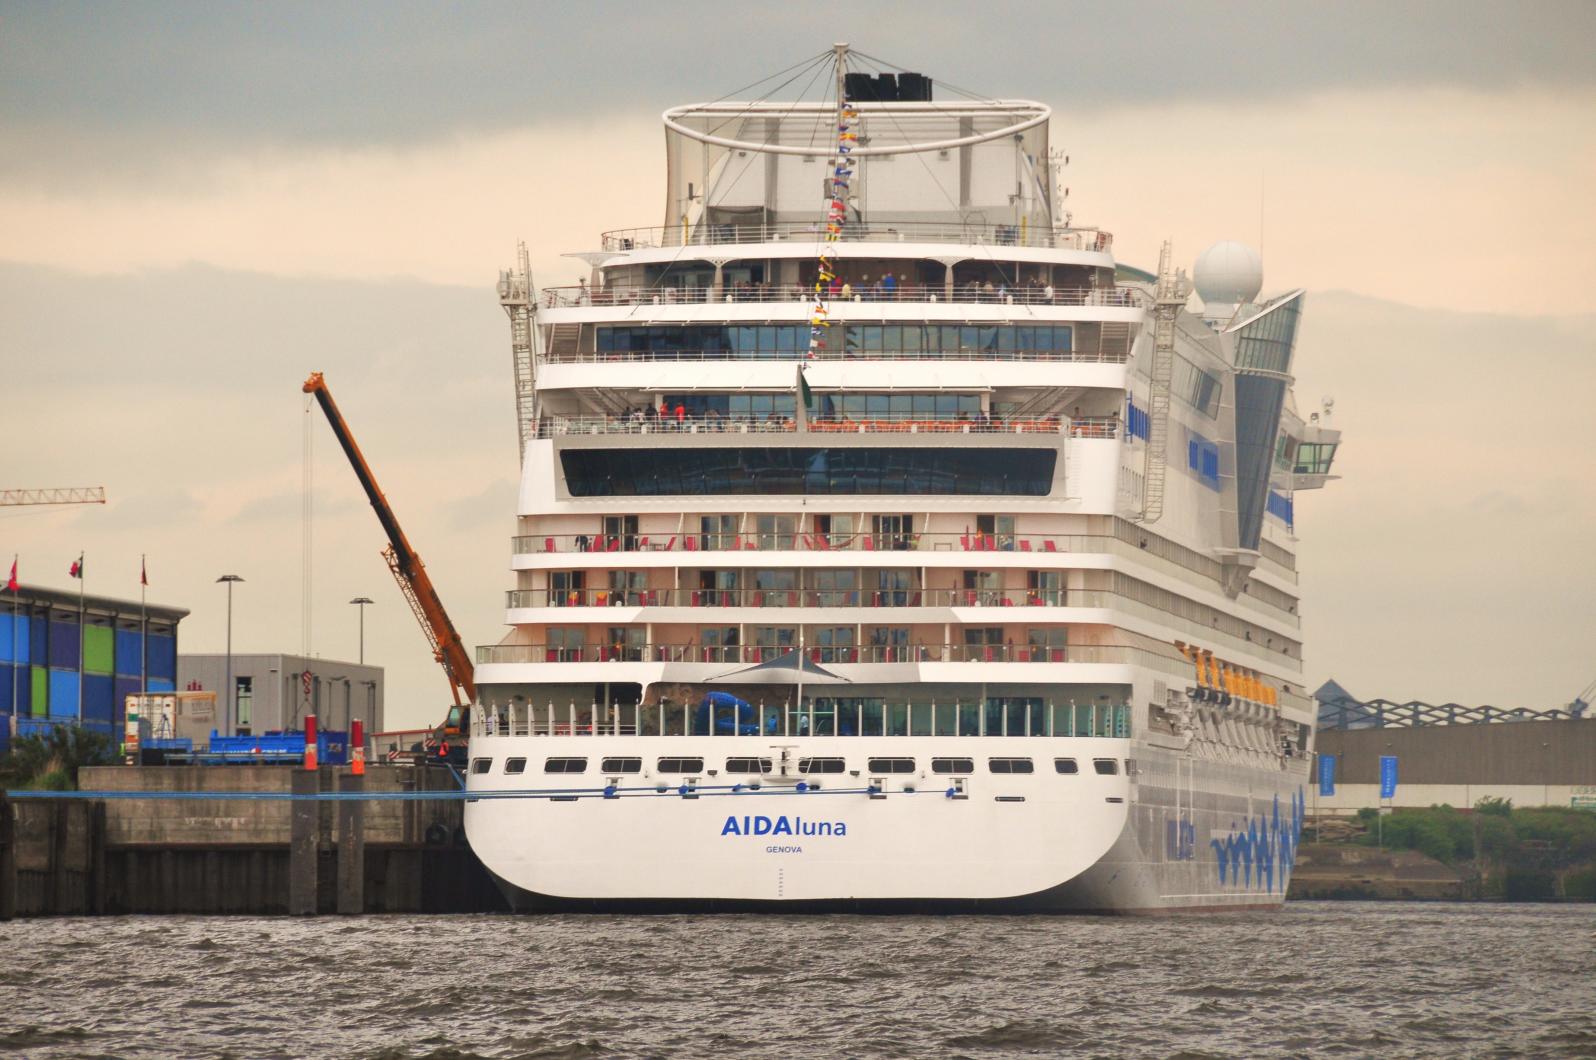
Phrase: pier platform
[{"left": 0, "top": 764, "right": 507, "bottom": 917}]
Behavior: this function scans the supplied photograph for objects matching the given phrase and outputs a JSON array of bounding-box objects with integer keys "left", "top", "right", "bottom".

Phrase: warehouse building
[
  {"left": 0, "top": 584, "right": 187, "bottom": 750},
  {"left": 176, "top": 653, "right": 385, "bottom": 738},
  {"left": 1313, "top": 679, "right": 1596, "bottom": 812}
]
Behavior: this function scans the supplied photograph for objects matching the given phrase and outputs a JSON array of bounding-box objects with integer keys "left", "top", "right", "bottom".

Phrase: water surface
[{"left": 2, "top": 903, "right": 1591, "bottom": 1057}]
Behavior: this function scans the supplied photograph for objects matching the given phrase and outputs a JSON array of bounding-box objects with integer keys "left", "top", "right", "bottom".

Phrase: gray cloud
[{"left": 3, "top": 0, "right": 1593, "bottom": 185}]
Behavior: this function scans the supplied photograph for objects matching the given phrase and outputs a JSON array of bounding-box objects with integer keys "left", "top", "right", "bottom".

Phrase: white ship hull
[{"left": 464, "top": 733, "right": 1306, "bottom": 913}]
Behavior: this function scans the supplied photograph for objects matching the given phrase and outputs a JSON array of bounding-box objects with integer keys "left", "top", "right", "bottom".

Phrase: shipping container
[
  {"left": 84, "top": 624, "right": 114, "bottom": 674},
  {"left": 148, "top": 677, "right": 175, "bottom": 693},
  {"left": 114, "top": 676, "right": 140, "bottom": 717},
  {"left": 48, "top": 619, "right": 79, "bottom": 670},
  {"left": 0, "top": 613, "right": 29, "bottom": 664},
  {"left": 31, "top": 665, "right": 47, "bottom": 716},
  {"left": 48, "top": 669, "right": 80, "bottom": 719},
  {"left": 114, "top": 628, "right": 144, "bottom": 676},
  {"left": 148, "top": 634, "right": 176, "bottom": 678}
]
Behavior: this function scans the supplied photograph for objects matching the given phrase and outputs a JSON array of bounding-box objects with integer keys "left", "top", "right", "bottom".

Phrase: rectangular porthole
[
  {"left": 470, "top": 758, "right": 492, "bottom": 775},
  {"left": 1054, "top": 758, "right": 1078, "bottom": 775},
  {"left": 866, "top": 757, "right": 915, "bottom": 774},
  {"left": 544, "top": 757, "right": 588, "bottom": 774},
  {"left": 1093, "top": 758, "right": 1119, "bottom": 776},
  {"left": 600, "top": 757, "right": 643, "bottom": 773},
  {"left": 725, "top": 757, "right": 773, "bottom": 774},
  {"left": 657, "top": 757, "right": 705, "bottom": 773},
  {"left": 799, "top": 757, "right": 846, "bottom": 774},
  {"left": 932, "top": 757, "right": 975, "bottom": 774},
  {"left": 988, "top": 758, "right": 1034, "bottom": 775},
  {"left": 504, "top": 757, "right": 527, "bottom": 775}
]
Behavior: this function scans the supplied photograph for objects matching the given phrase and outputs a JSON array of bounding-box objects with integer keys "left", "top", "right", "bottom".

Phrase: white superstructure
[{"left": 468, "top": 51, "right": 1342, "bottom": 912}]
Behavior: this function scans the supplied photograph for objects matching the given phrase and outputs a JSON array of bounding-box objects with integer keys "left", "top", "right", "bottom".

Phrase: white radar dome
[{"left": 1193, "top": 241, "right": 1263, "bottom": 322}]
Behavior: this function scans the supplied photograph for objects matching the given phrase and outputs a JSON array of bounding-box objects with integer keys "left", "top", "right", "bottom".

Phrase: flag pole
[
  {"left": 140, "top": 555, "right": 147, "bottom": 696},
  {"left": 78, "top": 551, "right": 85, "bottom": 725},
  {"left": 10, "top": 555, "right": 17, "bottom": 732}
]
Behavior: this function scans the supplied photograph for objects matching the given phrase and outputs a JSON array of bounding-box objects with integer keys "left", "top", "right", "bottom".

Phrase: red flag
[
  {"left": 69, "top": 553, "right": 83, "bottom": 579},
  {"left": 6, "top": 558, "right": 16, "bottom": 593},
  {"left": 141, "top": 558, "right": 148, "bottom": 586}
]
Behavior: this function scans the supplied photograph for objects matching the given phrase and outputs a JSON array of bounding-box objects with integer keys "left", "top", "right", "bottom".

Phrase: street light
[
  {"left": 349, "top": 596, "right": 374, "bottom": 664},
  {"left": 216, "top": 575, "right": 245, "bottom": 736}
]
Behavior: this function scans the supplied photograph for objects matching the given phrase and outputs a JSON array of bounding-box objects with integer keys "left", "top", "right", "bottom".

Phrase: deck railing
[
  {"left": 476, "top": 641, "right": 1159, "bottom": 667},
  {"left": 507, "top": 587, "right": 1077, "bottom": 609},
  {"left": 530, "top": 415, "right": 1115, "bottom": 440},
  {"left": 475, "top": 699, "right": 1134, "bottom": 740},
  {"left": 539, "top": 347, "right": 1130, "bottom": 365},
  {"left": 543, "top": 283, "right": 1142, "bottom": 309},
  {"left": 597, "top": 220, "right": 1115, "bottom": 254},
  {"left": 510, "top": 526, "right": 1126, "bottom": 557}
]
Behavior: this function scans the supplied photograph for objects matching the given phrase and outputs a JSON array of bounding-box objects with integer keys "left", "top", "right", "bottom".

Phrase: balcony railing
[
  {"left": 475, "top": 699, "right": 1133, "bottom": 740},
  {"left": 511, "top": 526, "right": 1124, "bottom": 557},
  {"left": 507, "top": 587, "right": 1074, "bottom": 609},
  {"left": 544, "top": 283, "right": 1141, "bottom": 309},
  {"left": 597, "top": 220, "right": 1115, "bottom": 254},
  {"left": 530, "top": 415, "right": 1116, "bottom": 440},
  {"left": 476, "top": 642, "right": 1155, "bottom": 666},
  {"left": 540, "top": 346, "right": 1130, "bottom": 365}
]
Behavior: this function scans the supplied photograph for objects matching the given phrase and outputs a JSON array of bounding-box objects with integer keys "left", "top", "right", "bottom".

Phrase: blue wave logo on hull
[{"left": 1210, "top": 789, "right": 1304, "bottom": 892}]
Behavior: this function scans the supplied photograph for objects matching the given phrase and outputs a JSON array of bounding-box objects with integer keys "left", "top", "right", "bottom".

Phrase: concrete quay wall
[{"left": 0, "top": 765, "right": 505, "bottom": 918}]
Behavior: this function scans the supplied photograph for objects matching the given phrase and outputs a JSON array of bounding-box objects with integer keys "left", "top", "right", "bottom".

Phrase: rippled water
[{"left": 2, "top": 903, "right": 1592, "bottom": 1058}]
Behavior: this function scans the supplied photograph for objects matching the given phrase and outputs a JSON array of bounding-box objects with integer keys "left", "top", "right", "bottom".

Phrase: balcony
[
  {"left": 543, "top": 282, "right": 1141, "bottom": 310},
  {"left": 510, "top": 527, "right": 1120, "bottom": 557},
  {"left": 531, "top": 414, "right": 1116, "bottom": 441},
  {"left": 506, "top": 587, "right": 1075, "bottom": 609},
  {"left": 597, "top": 220, "right": 1115, "bottom": 254},
  {"left": 476, "top": 641, "right": 1162, "bottom": 667}
]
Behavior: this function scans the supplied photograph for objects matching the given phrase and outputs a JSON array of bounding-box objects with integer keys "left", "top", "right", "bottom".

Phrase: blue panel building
[{"left": 0, "top": 583, "right": 188, "bottom": 745}]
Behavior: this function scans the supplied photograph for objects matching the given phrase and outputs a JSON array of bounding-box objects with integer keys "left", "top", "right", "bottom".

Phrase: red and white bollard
[
  {"left": 304, "top": 714, "right": 319, "bottom": 770},
  {"left": 350, "top": 719, "right": 365, "bottom": 776}
]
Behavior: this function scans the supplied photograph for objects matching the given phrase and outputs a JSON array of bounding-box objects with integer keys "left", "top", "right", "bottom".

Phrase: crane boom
[
  {"left": 302, "top": 372, "right": 476, "bottom": 708},
  {"left": 1, "top": 487, "right": 107, "bottom": 507}
]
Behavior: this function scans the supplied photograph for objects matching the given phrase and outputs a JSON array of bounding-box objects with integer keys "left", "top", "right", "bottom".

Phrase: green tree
[{"left": 0, "top": 726, "right": 114, "bottom": 790}]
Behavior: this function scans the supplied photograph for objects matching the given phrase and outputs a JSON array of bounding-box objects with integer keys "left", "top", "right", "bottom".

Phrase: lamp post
[
  {"left": 216, "top": 575, "right": 244, "bottom": 736},
  {"left": 349, "top": 596, "right": 373, "bottom": 664}
]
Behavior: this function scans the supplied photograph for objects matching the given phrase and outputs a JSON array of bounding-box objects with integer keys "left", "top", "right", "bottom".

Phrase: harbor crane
[
  {"left": 302, "top": 372, "right": 474, "bottom": 760},
  {"left": 1, "top": 487, "right": 107, "bottom": 507}
]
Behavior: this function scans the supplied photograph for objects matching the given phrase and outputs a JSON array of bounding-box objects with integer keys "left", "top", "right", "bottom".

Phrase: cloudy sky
[{"left": 3, "top": 2, "right": 1594, "bottom": 727}]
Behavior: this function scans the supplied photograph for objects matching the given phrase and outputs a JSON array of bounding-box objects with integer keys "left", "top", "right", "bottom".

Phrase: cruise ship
[{"left": 466, "top": 48, "right": 1342, "bottom": 913}]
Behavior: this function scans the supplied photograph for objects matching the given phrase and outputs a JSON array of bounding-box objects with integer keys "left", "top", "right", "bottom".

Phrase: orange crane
[{"left": 302, "top": 372, "right": 474, "bottom": 756}]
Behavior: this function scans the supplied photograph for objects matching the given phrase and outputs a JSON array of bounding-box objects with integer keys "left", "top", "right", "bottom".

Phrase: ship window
[
  {"left": 504, "top": 757, "right": 527, "bottom": 775},
  {"left": 560, "top": 447, "right": 1056, "bottom": 497},
  {"left": 1054, "top": 758, "right": 1079, "bottom": 775},
  {"left": 544, "top": 757, "right": 588, "bottom": 774},
  {"left": 988, "top": 757, "right": 1034, "bottom": 774},
  {"left": 866, "top": 757, "right": 916, "bottom": 774},
  {"left": 931, "top": 757, "right": 975, "bottom": 774},
  {"left": 656, "top": 756, "right": 705, "bottom": 773},
  {"left": 798, "top": 757, "right": 846, "bottom": 774},
  {"left": 724, "top": 756, "right": 773, "bottom": 774},
  {"left": 1093, "top": 758, "right": 1119, "bottom": 775},
  {"left": 470, "top": 757, "right": 493, "bottom": 775},
  {"left": 600, "top": 757, "right": 642, "bottom": 773}
]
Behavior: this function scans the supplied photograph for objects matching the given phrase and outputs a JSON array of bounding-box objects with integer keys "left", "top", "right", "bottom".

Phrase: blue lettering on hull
[{"left": 721, "top": 815, "right": 847, "bottom": 837}]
